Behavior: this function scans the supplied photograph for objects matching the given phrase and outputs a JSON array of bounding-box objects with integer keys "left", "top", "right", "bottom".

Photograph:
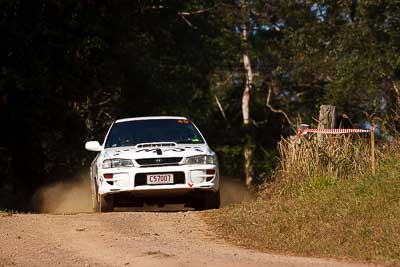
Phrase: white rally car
[{"left": 85, "top": 116, "right": 220, "bottom": 212}]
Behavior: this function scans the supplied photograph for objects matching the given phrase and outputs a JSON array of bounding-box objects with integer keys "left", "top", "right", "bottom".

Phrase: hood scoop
[{"left": 135, "top": 142, "right": 177, "bottom": 148}]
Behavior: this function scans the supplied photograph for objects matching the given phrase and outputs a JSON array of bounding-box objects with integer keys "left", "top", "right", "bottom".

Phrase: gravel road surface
[{"left": 0, "top": 211, "right": 370, "bottom": 267}]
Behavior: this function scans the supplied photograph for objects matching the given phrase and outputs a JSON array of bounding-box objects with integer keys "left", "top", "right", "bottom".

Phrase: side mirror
[{"left": 85, "top": 141, "right": 102, "bottom": 152}]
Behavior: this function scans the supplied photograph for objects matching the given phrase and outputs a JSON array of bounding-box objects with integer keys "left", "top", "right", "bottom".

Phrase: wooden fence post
[
  {"left": 317, "top": 105, "right": 336, "bottom": 146},
  {"left": 371, "top": 127, "right": 376, "bottom": 176}
]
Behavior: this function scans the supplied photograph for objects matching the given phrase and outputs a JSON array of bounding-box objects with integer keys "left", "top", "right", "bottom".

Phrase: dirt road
[{"left": 0, "top": 210, "right": 369, "bottom": 267}]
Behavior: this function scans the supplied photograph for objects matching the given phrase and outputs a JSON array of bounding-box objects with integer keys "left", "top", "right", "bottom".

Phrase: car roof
[{"left": 115, "top": 116, "right": 188, "bottom": 123}]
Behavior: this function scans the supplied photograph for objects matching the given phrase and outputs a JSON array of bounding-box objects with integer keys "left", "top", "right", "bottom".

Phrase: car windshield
[{"left": 105, "top": 119, "right": 205, "bottom": 148}]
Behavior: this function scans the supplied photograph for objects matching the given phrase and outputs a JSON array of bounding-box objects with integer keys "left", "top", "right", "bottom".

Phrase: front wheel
[
  {"left": 91, "top": 180, "right": 100, "bottom": 212},
  {"left": 193, "top": 190, "right": 220, "bottom": 211},
  {"left": 99, "top": 194, "right": 114, "bottom": 212},
  {"left": 91, "top": 180, "right": 114, "bottom": 212}
]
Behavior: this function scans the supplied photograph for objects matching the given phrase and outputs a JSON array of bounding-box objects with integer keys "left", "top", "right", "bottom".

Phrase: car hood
[{"left": 102, "top": 144, "right": 212, "bottom": 160}]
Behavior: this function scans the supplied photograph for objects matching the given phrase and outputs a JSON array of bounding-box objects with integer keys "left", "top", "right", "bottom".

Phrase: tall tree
[{"left": 240, "top": 0, "right": 255, "bottom": 187}]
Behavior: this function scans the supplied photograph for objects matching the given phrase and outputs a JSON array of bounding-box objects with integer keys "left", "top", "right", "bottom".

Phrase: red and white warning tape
[{"left": 297, "top": 128, "right": 371, "bottom": 136}]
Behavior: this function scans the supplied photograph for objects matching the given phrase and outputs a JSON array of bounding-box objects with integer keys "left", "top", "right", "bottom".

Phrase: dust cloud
[
  {"left": 219, "top": 176, "right": 254, "bottom": 207},
  {"left": 32, "top": 175, "right": 252, "bottom": 213},
  {"left": 33, "top": 176, "right": 92, "bottom": 213}
]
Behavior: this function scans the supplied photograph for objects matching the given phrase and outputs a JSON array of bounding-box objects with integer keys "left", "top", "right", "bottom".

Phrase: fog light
[
  {"left": 114, "top": 173, "right": 129, "bottom": 187},
  {"left": 190, "top": 170, "right": 205, "bottom": 184}
]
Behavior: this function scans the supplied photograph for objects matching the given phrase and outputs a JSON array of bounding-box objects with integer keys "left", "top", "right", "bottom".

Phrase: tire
[
  {"left": 91, "top": 179, "right": 114, "bottom": 212},
  {"left": 207, "top": 190, "right": 221, "bottom": 210},
  {"left": 91, "top": 180, "right": 100, "bottom": 212},
  {"left": 194, "top": 190, "right": 220, "bottom": 211},
  {"left": 99, "top": 194, "right": 114, "bottom": 212}
]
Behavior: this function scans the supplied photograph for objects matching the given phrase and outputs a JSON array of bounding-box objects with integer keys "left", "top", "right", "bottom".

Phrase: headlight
[
  {"left": 185, "top": 155, "right": 217, "bottom": 165},
  {"left": 102, "top": 158, "right": 134, "bottom": 169}
]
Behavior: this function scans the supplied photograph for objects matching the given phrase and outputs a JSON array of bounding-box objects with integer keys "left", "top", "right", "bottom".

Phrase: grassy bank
[{"left": 206, "top": 137, "right": 400, "bottom": 266}]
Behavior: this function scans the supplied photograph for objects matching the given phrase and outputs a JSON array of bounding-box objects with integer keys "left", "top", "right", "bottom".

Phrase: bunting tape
[{"left": 297, "top": 128, "right": 371, "bottom": 136}]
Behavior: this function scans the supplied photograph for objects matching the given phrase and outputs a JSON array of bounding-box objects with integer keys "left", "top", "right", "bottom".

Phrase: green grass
[{"left": 206, "top": 145, "right": 400, "bottom": 266}]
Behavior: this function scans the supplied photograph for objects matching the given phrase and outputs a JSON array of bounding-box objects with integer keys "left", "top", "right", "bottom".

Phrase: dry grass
[
  {"left": 206, "top": 135, "right": 400, "bottom": 266},
  {"left": 277, "top": 135, "right": 372, "bottom": 186}
]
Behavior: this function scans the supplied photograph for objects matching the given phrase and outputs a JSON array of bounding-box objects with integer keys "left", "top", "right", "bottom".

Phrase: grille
[
  {"left": 135, "top": 172, "right": 185, "bottom": 186},
  {"left": 135, "top": 157, "right": 183, "bottom": 167}
]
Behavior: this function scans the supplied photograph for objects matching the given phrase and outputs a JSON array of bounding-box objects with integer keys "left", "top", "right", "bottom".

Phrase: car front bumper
[{"left": 97, "top": 164, "right": 219, "bottom": 196}]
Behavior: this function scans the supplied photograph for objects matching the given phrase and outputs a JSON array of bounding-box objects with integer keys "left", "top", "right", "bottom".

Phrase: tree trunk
[
  {"left": 393, "top": 81, "right": 400, "bottom": 108},
  {"left": 240, "top": 1, "right": 254, "bottom": 187},
  {"left": 317, "top": 105, "right": 336, "bottom": 146}
]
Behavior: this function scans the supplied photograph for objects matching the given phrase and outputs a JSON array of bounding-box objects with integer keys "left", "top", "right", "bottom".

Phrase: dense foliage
[{"left": 1, "top": 0, "right": 399, "bottom": 209}]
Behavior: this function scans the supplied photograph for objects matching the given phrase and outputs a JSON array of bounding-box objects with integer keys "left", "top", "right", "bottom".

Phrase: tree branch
[
  {"left": 177, "top": 7, "right": 215, "bottom": 29},
  {"left": 393, "top": 80, "right": 400, "bottom": 107},
  {"left": 178, "top": 13, "right": 197, "bottom": 28},
  {"left": 214, "top": 95, "right": 229, "bottom": 126},
  {"left": 266, "top": 87, "right": 294, "bottom": 127},
  {"left": 94, "top": 97, "right": 113, "bottom": 107},
  {"left": 177, "top": 8, "right": 212, "bottom": 16}
]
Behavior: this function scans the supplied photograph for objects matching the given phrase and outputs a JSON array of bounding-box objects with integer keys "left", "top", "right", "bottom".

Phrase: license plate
[{"left": 146, "top": 174, "right": 174, "bottom": 185}]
